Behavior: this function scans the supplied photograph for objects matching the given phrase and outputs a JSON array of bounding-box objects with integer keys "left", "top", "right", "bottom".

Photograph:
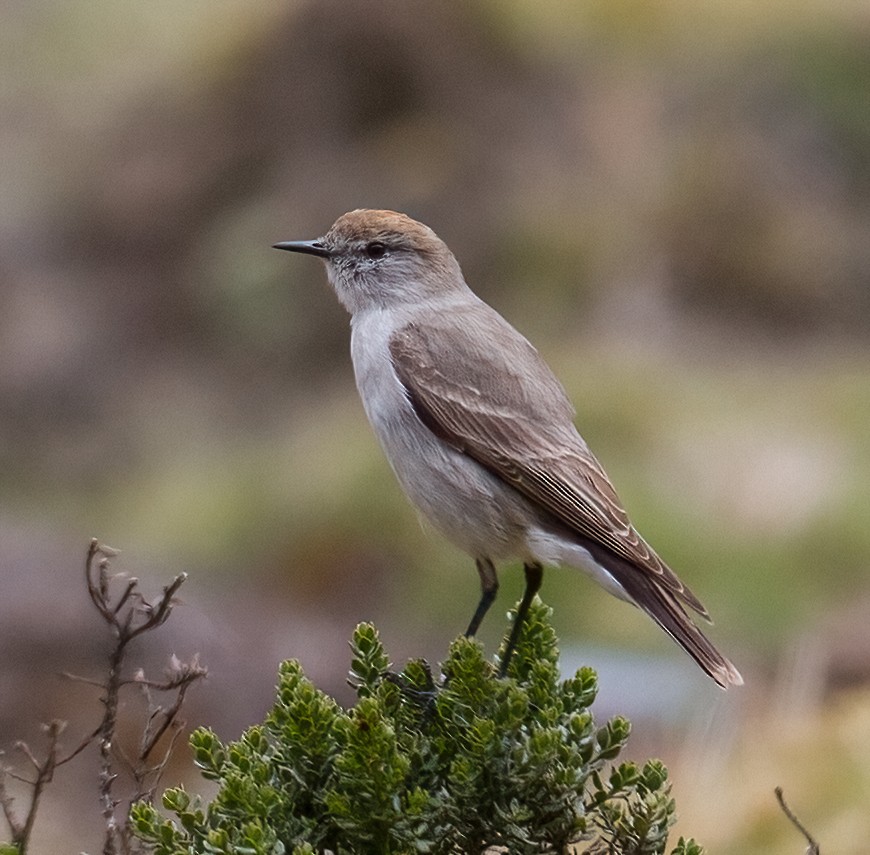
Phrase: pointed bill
[{"left": 273, "top": 239, "right": 331, "bottom": 258}]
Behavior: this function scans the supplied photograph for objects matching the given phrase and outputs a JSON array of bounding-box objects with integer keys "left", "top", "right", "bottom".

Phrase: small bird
[{"left": 274, "top": 210, "right": 742, "bottom": 688}]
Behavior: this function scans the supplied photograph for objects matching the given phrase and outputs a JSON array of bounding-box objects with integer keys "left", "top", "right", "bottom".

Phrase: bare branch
[
  {"left": 112, "top": 578, "right": 139, "bottom": 616},
  {"left": 4, "top": 540, "right": 204, "bottom": 853},
  {"left": 15, "top": 742, "right": 42, "bottom": 773},
  {"left": 775, "top": 787, "right": 820, "bottom": 855},
  {"left": 84, "top": 543, "right": 200, "bottom": 854},
  {"left": 0, "top": 764, "right": 25, "bottom": 840},
  {"left": 127, "top": 573, "right": 188, "bottom": 641},
  {"left": 4, "top": 770, "right": 36, "bottom": 786},
  {"left": 140, "top": 672, "right": 199, "bottom": 762},
  {"left": 56, "top": 725, "right": 101, "bottom": 767},
  {"left": 130, "top": 716, "right": 188, "bottom": 806},
  {"left": 61, "top": 672, "right": 106, "bottom": 688},
  {"left": 0, "top": 721, "right": 66, "bottom": 853}
]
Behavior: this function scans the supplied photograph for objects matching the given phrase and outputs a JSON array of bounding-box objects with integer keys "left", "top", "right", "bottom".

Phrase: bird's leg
[
  {"left": 499, "top": 562, "right": 544, "bottom": 677},
  {"left": 465, "top": 557, "right": 499, "bottom": 637}
]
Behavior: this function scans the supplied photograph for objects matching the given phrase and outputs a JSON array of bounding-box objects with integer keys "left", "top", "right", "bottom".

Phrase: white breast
[{"left": 348, "top": 306, "right": 530, "bottom": 560}]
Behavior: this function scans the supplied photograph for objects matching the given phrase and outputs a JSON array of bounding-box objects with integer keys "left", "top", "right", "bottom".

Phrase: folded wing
[{"left": 389, "top": 305, "right": 742, "bottom": 687}]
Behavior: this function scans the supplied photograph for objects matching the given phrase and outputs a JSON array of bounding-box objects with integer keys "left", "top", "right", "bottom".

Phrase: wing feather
[{"left": 389, "top": 308, "right": 709, "bottom": 619}]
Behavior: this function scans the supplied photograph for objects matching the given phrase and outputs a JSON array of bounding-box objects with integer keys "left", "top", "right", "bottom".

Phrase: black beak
[{"left": 272, "top": 239, "right": 331, "bottom": 258}]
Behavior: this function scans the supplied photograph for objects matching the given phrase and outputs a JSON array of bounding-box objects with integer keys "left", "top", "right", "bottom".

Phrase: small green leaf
[{"left": 129, "top": 599, "right": 701, "bottom": 854}]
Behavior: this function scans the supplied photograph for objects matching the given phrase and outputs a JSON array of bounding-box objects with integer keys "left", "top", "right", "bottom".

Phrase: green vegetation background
[{"left": 1, "top": 1, "right": 868, "bottom": 852}]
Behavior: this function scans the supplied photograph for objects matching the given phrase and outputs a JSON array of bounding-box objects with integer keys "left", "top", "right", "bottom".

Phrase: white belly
[
  {"left": 347, "top": 307, "right": 631, "bottom": 603},
  {"left": 349, "top": 308, "right": 531, "bottom": 559}
]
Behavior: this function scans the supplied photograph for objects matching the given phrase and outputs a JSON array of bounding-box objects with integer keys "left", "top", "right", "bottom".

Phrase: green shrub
[{"left": 131, "top": 600, "right": 703, "bottom": 854}]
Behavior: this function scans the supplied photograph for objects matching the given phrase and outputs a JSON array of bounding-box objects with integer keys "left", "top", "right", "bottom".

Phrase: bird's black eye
[{"left": 364, "top": 241, "right": 387, "bottom": 260}]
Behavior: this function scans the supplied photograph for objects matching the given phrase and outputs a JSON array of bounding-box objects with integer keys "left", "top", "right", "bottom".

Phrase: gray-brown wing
[{"left": 388, "top": 308, "right": 709, "bottom": 618}]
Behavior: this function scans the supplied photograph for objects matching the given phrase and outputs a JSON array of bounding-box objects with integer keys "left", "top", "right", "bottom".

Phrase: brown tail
[{"left": 587, "top": 544, "right": 743, "bottom": 689}]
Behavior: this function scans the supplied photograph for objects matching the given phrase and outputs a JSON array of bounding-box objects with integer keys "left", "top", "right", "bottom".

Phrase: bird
[{"left": 274, "top": 209, "right": 742, "bottom": 688}]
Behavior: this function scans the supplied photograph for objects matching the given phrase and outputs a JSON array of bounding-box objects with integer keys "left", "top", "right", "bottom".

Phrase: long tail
[{"left": 586, "top": 544, "right": 743, "bottom": 689}]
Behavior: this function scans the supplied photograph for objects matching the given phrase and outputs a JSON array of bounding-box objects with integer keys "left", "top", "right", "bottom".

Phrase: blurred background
[{"left": 2, "top": 0, "right": 869, "bottom": 851}]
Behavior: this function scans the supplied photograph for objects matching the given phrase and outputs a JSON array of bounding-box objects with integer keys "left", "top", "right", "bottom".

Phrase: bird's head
[{"left": 274, "top": 209, "right": 467, "bottom": 314}]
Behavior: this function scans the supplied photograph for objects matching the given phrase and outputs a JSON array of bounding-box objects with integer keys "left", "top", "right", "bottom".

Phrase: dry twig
[
  {"left": 0, "top": 539, "right": 206, "bottom": 855},
  {"left": 775, "top": 787, "right": 820, "bottom": 855}
]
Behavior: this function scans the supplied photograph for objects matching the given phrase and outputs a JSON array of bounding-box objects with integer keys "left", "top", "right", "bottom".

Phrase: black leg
[
  {"left": 465, "top": 557, "right": 499, "bottom": 637},
  {"left": 499, "top": 562, "right": 543, "bottom": 678}
]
